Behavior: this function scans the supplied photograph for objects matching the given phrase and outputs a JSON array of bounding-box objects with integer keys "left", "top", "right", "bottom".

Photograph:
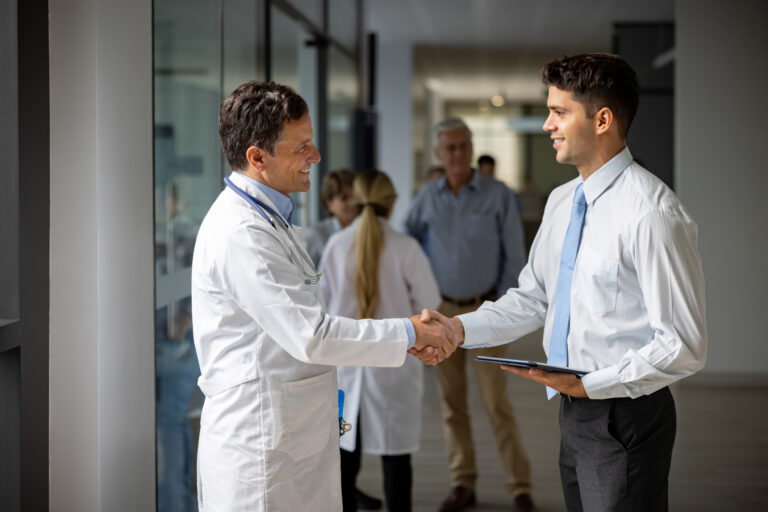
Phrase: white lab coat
[
  {"left": 191, "top": 172, "right": 409, "bottom": 511},
  {"left": 320, "top": 218, "right": 440, "bottom": 454}
]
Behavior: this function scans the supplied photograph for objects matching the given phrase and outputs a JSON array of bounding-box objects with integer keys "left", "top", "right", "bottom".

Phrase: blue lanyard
[{"left": 223, "top": 176, "right": 287, "bottom": 229}]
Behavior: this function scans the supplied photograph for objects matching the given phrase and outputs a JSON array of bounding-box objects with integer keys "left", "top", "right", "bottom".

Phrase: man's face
[
  {"left": 325, "top": 185, "right": 357, "bottom": 227},
  {"left": 477, "top": 162, "right": 494, "bottom": 177},
  {"left": 434, "top": 127, "right": 473, "bottom": 182},
  {"left": 543, "top": 86, "right": 598, "bottom": 172},
  {"left": 260, "top": 113, "right": 321, "bottom": 195}
]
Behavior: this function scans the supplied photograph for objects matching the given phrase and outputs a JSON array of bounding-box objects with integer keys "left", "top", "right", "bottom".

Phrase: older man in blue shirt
[{"left": 405, "top": 118, "right": 535, "bottom": 512}]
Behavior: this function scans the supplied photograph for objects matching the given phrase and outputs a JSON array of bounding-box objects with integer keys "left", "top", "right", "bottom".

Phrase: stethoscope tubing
[{"left": 223, "top": 176, "right": 320, "bottom": 284}]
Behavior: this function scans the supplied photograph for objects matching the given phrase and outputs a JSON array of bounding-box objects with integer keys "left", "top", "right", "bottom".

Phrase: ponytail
[{"left": 352, "top": 170, "right": 397, "bottom": 319}]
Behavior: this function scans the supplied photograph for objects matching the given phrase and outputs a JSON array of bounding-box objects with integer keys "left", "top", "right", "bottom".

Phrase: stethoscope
[{"left": 224, "top": 176, "right": 321, "bottom": 285}]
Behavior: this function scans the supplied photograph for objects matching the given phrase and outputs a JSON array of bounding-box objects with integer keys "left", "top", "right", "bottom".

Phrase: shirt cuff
[
  {"left": 455, "top": 311, "right": 488, "bottom": 347},
  {"left": 401, "top": 318, "right": 416, "bottom": 350},
  {"left": 580, "top": 365, "right": 624, "bottom": 399}
]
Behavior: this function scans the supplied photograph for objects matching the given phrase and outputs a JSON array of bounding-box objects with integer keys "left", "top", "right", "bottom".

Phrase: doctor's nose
[{"left": 309, "top": 144, "right": 321, "bottom": 164}]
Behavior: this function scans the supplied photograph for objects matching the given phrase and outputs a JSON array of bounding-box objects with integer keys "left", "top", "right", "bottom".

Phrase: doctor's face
[{"left": 261, "top": 113, "right": 321, "bottom": 195}]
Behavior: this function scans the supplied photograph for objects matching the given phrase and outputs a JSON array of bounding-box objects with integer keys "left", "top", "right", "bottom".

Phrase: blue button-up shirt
[
  {"left": 239, "top": 172, "right": 295, "bottom": 224},
  {"left": 405, "top": 171, "right": 526, "bottom": 298}
]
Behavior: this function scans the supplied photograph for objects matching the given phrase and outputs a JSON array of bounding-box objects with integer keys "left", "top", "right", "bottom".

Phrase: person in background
[
  {"left": 320, "top": 169, "right": 440, "bottom": 512},
  {"left": 421, "top": 53, "right": 707, "bottom": 512},
  {"left": 301, "top": 169, "right": 357, "bottom": 267},
  {"left": 476, "top": 154, "right": 496, "bottom": 177},
  {"left": 405, "top": 118, "right": 536, "bottom": 512}
]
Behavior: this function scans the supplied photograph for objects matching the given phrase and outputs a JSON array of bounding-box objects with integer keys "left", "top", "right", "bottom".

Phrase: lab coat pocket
[
  {"left": 269, "top": 371, "right": 335, "bottom": 461},
  {"left": 575, "top": 248, "right": 619, "bottom": 315}
]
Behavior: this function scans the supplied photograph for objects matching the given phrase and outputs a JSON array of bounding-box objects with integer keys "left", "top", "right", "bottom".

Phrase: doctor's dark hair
[
  {"left": 542, "top": 53, "right": 639, "bottom": 138},
  {"left": 352, "top": 169, "right": 397, "bottom": 320},
  {"left": 219, "top": 81, "right": 309, "bottom": 170}
]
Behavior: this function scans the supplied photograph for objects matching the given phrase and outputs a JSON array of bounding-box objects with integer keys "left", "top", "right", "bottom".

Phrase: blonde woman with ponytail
[{"left": 320, "top": 170, "right": 440, "bottom": 512}]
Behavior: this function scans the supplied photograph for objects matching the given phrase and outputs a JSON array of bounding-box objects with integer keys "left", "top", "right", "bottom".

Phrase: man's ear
[
  {"left": 595, "top": 107, "right": 614, "bottom": 135},
  {"left": 246, "top": 145, "right": 267, "bottom": 170}
]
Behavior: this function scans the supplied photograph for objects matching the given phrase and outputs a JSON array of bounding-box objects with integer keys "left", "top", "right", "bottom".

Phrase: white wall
[
  {"left": 50, "top": 0, "right": 156, "bottom": 509},
  {"left": 376, "top": 41, "right": 414, "bottom": 230},
  {"left": 677, "top": 0, "right": 768, "bottom": 374}
]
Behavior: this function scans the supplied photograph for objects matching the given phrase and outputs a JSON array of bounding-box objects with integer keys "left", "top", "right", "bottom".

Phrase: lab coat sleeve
[
  {"left": 581, "top": 209, "right": 707, "bottom": 399},
  {"left": 219, "top": 224, "right": 408, "bottom": 367}
]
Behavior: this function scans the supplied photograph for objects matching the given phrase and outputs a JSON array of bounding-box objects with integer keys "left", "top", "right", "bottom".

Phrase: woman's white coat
[{"left": 320, "top": 217, "right": 440, "bottom": 454}]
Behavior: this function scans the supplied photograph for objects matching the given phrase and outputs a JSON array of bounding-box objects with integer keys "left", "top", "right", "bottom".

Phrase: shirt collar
[
  {"left": 236, "top": 172, "right": 295, "bottom": 223},
  {"left": 437, "top": 168, "right": 480, "bottom": 192},
  {"left": 581, "top": 147, "right": 633, "bottom": 205}
]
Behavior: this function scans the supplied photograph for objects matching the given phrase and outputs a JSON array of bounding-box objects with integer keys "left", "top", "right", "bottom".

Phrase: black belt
[{"left": 440, "top": 288, "right": 497, "bottom": 307}]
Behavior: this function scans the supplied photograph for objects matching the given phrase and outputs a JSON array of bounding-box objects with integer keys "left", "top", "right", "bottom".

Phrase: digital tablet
[{"left": 476, "top": 356, "right": 588, "bottom": 377}]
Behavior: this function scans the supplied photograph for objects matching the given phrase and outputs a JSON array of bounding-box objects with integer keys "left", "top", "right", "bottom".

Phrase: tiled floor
[{"left": 355, "top": 330, "right": 768, "bottom": 512}]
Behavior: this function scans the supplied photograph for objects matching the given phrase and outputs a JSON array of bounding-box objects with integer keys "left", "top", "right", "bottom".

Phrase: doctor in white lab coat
[
  {"left": 191, "top": 82, "right": 457, "bottom": 511},
  {"left": 320, "top": 170, "right": 441, "bottom": 512}
]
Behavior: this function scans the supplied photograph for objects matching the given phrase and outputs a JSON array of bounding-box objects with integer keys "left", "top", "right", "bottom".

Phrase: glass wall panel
[
  {"left": 328, "top": 0, "right": 357, "bottom": 53},
  {"left": 327, "top": 47, "right": 359, "bottom": 172},
  {"left": 285, "top": 0, "right": 324, "bottom": 29},
  {"left": 223, "top": 0, "right": 263, "bottom": 95},
  {"left": 271, "top": 5, "right": 319, "bottom": 227},
  {"left": 153, "top": 1, "right": 220, "bottom": 510}
]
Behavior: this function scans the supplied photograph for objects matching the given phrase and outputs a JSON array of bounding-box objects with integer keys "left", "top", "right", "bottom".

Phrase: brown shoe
[
  {"left": 513, "top": 493, "right": 538, "bottom": 512},
  {"left": 439, "top": 485, "right": 476, "bottom": 512}
]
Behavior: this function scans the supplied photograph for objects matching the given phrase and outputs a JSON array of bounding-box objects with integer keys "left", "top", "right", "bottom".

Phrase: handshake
[{"left": 406, "top": 309, "right": 466, "bottom": 365}]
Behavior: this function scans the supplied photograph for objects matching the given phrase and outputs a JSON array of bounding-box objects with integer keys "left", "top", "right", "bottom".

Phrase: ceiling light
[{"left": 491, "top": 95, "right": 505, "bottom": 107}]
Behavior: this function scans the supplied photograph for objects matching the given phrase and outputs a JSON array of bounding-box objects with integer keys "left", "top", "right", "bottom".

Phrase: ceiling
[{"left": 366, "top": 0, "right": 675, "bottom": 102}]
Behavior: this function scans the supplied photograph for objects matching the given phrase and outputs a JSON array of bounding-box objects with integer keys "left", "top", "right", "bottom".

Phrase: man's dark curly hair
[
  {"left": 219, "top": 81, "right": 309, "bottom": 170},
  {"left": 542, "top": 53, "right": 639, "bottom": 138}
]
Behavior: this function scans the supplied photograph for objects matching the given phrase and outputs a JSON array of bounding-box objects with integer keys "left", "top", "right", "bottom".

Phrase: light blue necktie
[{"left": 547, "top": 183, "right": 587, "bottom": 399}]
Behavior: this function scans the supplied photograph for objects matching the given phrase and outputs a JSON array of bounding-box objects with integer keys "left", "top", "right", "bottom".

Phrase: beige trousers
[{"left": 435, "top": 300, "right": 532, "bottom": 497}]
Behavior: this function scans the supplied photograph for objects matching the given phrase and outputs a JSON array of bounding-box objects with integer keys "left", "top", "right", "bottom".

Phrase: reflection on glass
[
  {"left": 328, "top": 0, "right": 357, "bottom": 52},
  {"left": 327, "top": 47, "right": 359, "bottom": 171},
  {"left": 271, "top": 6, "right": 319, "bottom": 227},
  {"left": 154, "top": 0, "right": 223, "bottom": 509}
]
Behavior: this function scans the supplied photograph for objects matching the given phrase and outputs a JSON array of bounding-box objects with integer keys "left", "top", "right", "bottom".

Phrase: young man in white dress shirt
[{"left": 421, "top": 53, "right": 707, "bottom": 511}]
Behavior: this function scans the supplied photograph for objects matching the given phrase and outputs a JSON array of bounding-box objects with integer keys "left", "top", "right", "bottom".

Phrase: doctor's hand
[
  {"left": 419, "top": 309, "right": 464, "bottom": 345},
  {"left": 408, "top": 309, "right": 462, "bottom": 364},
  {"left": 501, "top": 366, "right": 588, "bottom": 398}
]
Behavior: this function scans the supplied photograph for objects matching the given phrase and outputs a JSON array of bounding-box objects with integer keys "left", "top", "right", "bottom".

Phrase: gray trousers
[{"left": 558, "top": 387, "right": 676, "bottom": 512}]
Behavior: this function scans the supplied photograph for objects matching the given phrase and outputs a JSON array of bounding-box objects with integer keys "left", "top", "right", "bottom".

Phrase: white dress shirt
[{"left": 459, "top": 147, "right": 707, "bottom": 399}]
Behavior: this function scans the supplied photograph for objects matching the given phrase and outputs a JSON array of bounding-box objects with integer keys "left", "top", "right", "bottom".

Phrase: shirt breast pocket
[{"left": 574, "top": 247, "right": 619, "bottom": 316}]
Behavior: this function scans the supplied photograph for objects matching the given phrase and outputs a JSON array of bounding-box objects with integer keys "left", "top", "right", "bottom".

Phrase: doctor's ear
[{"left": 245, "top": 145, "right": 267, "bottom": 170}]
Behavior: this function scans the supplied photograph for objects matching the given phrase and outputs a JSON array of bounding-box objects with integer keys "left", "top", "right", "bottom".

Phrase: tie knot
[{"left": 573, "top": 183, "right": 586, "bottom": 206}]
